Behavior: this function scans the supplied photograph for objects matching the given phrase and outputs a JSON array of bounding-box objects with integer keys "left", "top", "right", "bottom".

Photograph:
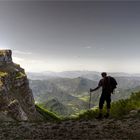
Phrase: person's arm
[
  {"left": 90, "top": 79, "right": 102, "bottom": 92},
  {"left": 90, "top": 86, "right": 100, "bottom": 92}
]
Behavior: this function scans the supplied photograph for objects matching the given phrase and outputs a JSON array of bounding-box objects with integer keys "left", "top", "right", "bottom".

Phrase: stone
[
  {"left": 0, "top": 50, "right": 12, "bottom": 65},
  {"left": 0, "top": 49, "right": 42, "bottom": 121},
  {"left": 129, "top": 110, "right": 138, "bottom": 117}
]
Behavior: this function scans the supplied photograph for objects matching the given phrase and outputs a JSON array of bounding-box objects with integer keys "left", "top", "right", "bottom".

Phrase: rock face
[
  {"left": 0, "top": 49, "right": 41, "bottom": 121},
  {"left": 0, "top": 50, "right": 12, "bottom": 64}
]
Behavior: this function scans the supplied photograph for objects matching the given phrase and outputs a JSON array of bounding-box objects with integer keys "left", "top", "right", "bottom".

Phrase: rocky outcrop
[
  {"left": 0, "top": 49, "right": 42, "bottom": 121},
  {"left": 0, "top": 50, "right": 12, "bottom": 64}
]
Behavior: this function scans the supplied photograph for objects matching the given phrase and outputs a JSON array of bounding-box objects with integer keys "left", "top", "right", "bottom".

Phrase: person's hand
[{"left": 90, "top": 88, "right": 93, "bottom": 92}]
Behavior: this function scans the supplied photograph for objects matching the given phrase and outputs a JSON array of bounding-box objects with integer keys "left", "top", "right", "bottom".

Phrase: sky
[{"left": 0, "top": 0, "right": 140, "bottom": 73}]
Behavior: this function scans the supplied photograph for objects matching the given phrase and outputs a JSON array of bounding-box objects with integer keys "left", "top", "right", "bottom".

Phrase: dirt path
[{"left": 0, "top": 117, "right": 139, "bottom": 140}]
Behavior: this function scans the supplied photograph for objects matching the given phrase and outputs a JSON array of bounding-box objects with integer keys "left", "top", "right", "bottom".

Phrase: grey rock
[{"left": 0, "top": 50, "right": 42, "bottom": 121}]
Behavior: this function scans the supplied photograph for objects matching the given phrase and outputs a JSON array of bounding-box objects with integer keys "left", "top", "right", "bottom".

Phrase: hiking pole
[{"left": 89, "top": 91, "right": 92, "bottom": 109}]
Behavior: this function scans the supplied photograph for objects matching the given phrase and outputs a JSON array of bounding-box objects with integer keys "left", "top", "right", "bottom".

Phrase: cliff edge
[{"left": 0, "top": 49, "right": 41, "bottom": 121}]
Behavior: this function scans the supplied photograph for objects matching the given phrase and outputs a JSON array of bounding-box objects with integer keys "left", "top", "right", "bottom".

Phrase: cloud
[
  {"left": 12, "top": 57, "right": 48, "bottom": 72},
  {"left": 84, "top": 46, "right": 92, "bottom": 49},
  {"left": 0, "top": 46, "right": 11, "bottom": 50},
  {"left": 13, "top": 50, "right": 32, "bottom": 55},
  {"left": 13, "top": 57, "right": 25, "bottom": 63}
]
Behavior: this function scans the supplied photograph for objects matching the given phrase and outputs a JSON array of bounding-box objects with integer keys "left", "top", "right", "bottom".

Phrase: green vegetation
[
  {"left": 111, "top": 91, "right": 140, "bottom": 118},
  {"left": 74, "top": 108, "right": 99, "bottom": 120},
  {"left": 35, "top": 104, "right": 61, "bottom": 121},
  {"left": 30, "top": 79, "right": 90, "bottom": 116},
  {"left": 76, "top": 91, "right": 140, "bottom": 120},
  {"left": 34, "top": 91, "right": 140, "bottom": 121},
  {"left": 16, "top": 72, "right": 25, "bottom": 79},
  {"left": 79, "top": 95, "right": 89, "bottom": 102},
  {"left": 0, "top": 71, "right": 8, "bottom": 77}
]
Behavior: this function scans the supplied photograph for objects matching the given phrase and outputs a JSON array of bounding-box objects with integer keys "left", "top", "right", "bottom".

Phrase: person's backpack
[{"left": 108, "top": 76, "right": 117, "bottom": 93}]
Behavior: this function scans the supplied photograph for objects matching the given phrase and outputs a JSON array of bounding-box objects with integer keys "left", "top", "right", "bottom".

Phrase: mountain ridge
[{"left": 27, "top": 71, "right": 140, "bottom": 80}]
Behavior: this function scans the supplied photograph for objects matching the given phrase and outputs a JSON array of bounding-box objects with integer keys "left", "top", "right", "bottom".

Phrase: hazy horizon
[
  {"left": 26, "top": 69, "right": 140, "bottom": 75},
  {"left": 1, "top": 1, "right": 140, "bottom": 73}
]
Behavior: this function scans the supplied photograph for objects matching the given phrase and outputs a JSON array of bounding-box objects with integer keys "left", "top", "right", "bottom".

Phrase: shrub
[
  {"left": 111, "top": 92, "right": 140, "bottom": 118},
  {"left": 77, "top": 92, "right": 140, "bottom": 119}
]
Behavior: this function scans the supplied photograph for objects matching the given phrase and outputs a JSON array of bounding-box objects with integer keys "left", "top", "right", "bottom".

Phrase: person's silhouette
[{"left": 90, "top": 72, "right": 117, "bottom": 119}]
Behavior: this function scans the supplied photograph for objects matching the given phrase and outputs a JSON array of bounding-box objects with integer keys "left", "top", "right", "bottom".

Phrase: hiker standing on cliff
[{"left": 90, "top": 72, "right": 117, "bottom": 119}]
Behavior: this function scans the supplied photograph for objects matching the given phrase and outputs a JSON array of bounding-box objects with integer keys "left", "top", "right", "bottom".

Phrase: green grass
[
  {"left": 76, "top": 91, "right": 140, "bottom": 120},
  {"left": 75, "top": 108, "right": 99, "bottom": 120},
  {"left": 110, "top": 91, "right": 140, "bottom": 118},
  {"left": 79, "top": 95, "right": 89, "bottom": 102},
  {"left": 35, "top": 104, "right": 61, "bottom": 122}
]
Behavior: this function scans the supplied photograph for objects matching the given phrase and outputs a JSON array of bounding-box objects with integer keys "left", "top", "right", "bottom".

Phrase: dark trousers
[{"left": 99, "top": 90, "right": 111, "bottom": 109}]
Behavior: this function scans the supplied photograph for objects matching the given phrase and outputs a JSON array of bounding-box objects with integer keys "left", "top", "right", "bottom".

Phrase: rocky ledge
[
  {"left": 0, "top": 116, "right": 139, "bottom": 139},
  {"left": 0, "top": 50, "right": 42, "bottom": 121}
]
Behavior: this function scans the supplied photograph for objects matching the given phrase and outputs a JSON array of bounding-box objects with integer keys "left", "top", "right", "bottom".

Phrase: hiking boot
[
  {"left": 95, "top": 113, "right": 102, "bottom": 119},
  {"left": 104, "top": 113, "right": 110, "bottom": 118}
]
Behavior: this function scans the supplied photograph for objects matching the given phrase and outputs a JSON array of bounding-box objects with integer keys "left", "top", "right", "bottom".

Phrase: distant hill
[
  {"left": 41, "top": 98, "right": 71, "bottom": 117},
  {"left": 27, "top": 71, "right": 140, "bottom": 80},
  {"left": 46, "top": 77, "right": 98, "bottom": 96},
  {"left": 27, "top": 71, "right": 100, "bottom": 80},
  {"left": 115, "top": 77, "right": 140, "bottom": 89},
  {"left": 29, "top": 78, "right": 93, "bottom": 115},
  {"left": 29, "top": 77, "right": 98, "bottom": 100}
]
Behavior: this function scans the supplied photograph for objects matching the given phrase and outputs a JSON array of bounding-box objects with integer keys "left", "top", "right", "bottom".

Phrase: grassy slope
[
  {"left": 35, "top": 104, "right": 61, "bottom": 121},
  {"left": 111, "top": 91, "right": 140, "bottom": 118},
  {"left": 76, "top": 91, "right": 140, "bottom": 120}
]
